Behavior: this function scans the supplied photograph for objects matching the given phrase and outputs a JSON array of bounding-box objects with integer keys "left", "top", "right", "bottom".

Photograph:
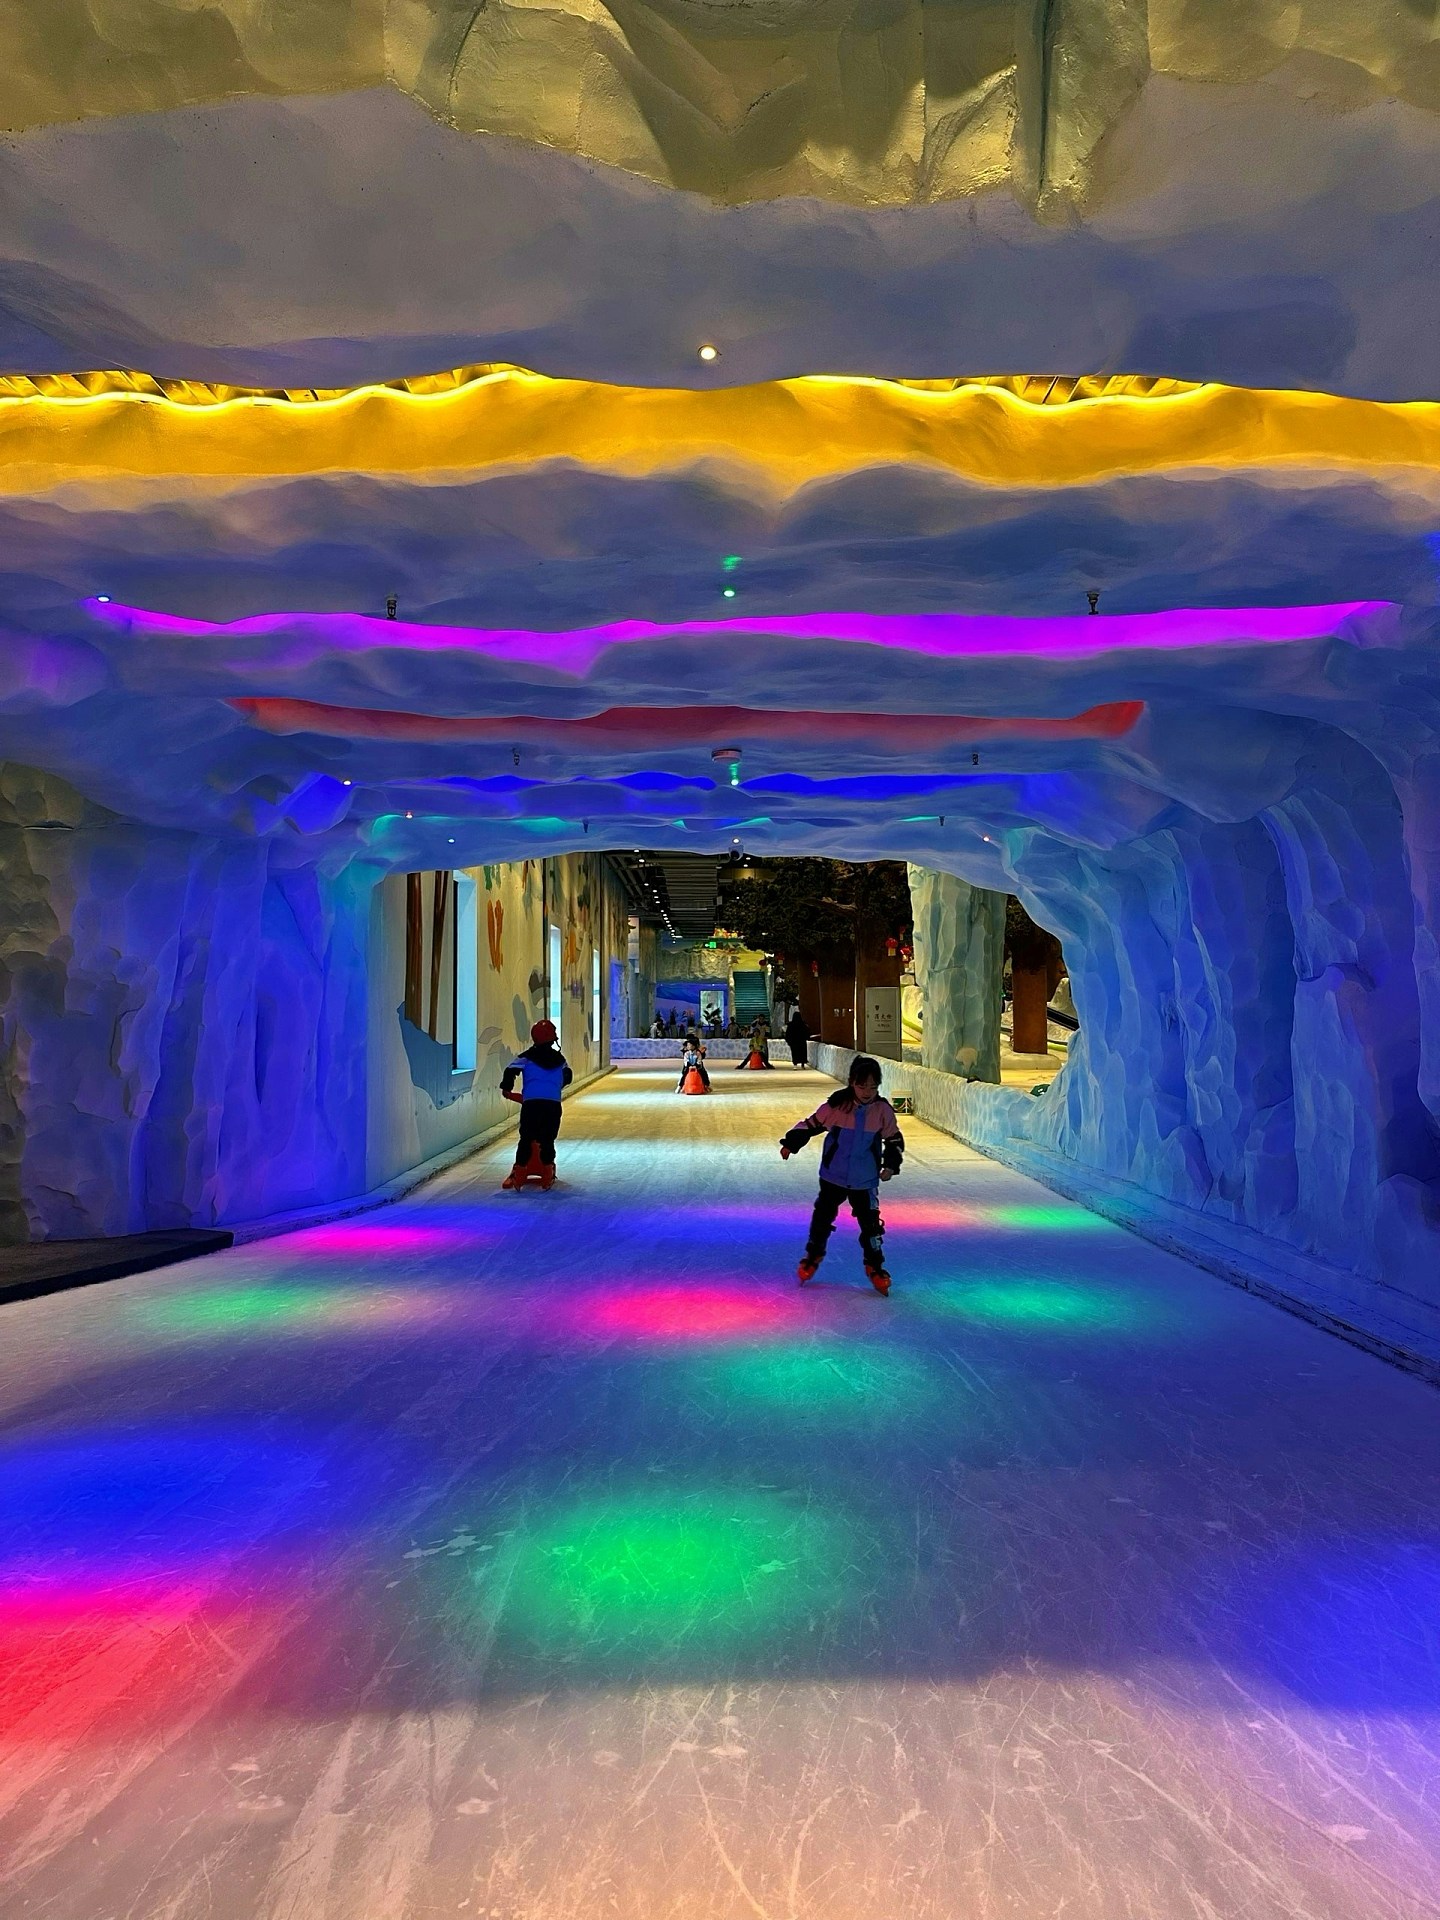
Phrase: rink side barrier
[
  {"left": 612, "top": 1038, "right": 780, "bottom": 1062},
  {"left": 229, "top": 1063, "right": 614, "bottom": 1247},
  {"left": 808, "top": 1042, "right": 1440, "bottom": 1384}
]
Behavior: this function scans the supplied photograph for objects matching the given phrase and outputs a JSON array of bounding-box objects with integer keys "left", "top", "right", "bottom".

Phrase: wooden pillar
[
  {"left": 404, "top": 872, "right": 424, "bottom": 1026},
  {"left": 1011, "top": 965, "right": 1050, "bottom": 1055},
  {"left": 819, "top": 956, "right": 855, "bottom": 1048},
  {"left": 427, "top": 868, "right": 450, "bottom": 1040}
]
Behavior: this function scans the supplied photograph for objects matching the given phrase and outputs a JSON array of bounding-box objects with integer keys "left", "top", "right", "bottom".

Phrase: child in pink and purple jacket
[{"left": 780, "top": 1053, "right": 904, "bottom": 1294}]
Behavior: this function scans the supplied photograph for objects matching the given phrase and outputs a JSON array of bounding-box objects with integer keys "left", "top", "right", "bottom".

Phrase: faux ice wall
[
  {"left": 0, "top": 766, "right": 369, "bottom": 1239},
  {"left": 907, "top": 866, "right": 1005, "bottom": 1083},
  {"left": 985, "top": 734, "right": 1440, "bottom": 1311}
]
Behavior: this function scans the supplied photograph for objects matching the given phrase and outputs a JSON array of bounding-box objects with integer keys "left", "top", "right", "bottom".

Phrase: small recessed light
[
  {"left": 722, "top": 587, "right": 736, "bottom": 599},
  {"left": 698, "top": 344, "right": 719, "bottom": 363},
  {"left": 341, "top": 778, "right": 352, "bottom": 786},
  {"left": 405, "top": 810, "right": 414, "bottom": 819},
  {"left": 447, "top": 837, "right": 455, "bottom": 844},
  {"left": 95, "top": 594, "right": 111, "bottom": 604}
]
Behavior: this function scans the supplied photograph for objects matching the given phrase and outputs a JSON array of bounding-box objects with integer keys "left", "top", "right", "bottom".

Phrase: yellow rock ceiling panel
[{"left": 5, "top": 0, "right": 1436, "bottom": 207}]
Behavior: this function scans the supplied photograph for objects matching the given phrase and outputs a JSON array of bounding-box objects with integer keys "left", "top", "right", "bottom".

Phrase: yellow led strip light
[{"left": 0, "top": 366, "right": 1434, "bottom": 491}]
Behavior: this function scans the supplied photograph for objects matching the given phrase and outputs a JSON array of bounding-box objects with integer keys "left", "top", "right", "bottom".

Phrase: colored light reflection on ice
[
  {"left": 576, "top": 1283, "right": 803, "bottom": 1343},
  {"left": 134, "top": 1281, "right": 496, "bottom": 1339},
  {"left": 688, "top": 1341, "right": 940, "bottom": 1421},
  {"left": 647, "top": 1201, "right": 816, "bottom": 1231},
  {"left": 1232, "top": 1542, "right": 1440, "bottom": 1711},
  {"left": 987, "top": 1204, "right": 1116, "bottom": 1231},
  {"left": 0, "top": 1579, "right": 271, "bottom": 1744},
  {"left": 881, "top": 1197, "right": 1114, "bottom": 1232},
  {"left": 0, "top": 1425, "right": 365, "bottom": 1741},
  {"left": 919, "top": 1279, "right": 1153, "bottom": 1333},
  {"left": 0, "top": 1427, "right": 337, "bottom": 1584},
  {"left": 282, "top": 1220, "right": 489, "bottom": 1257},
  {"left": 499, "top": 1490, "right": 849, "bottom": 1660}
]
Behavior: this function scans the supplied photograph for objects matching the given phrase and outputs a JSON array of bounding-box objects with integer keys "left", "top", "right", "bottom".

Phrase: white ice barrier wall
[{"left": 612, "top": 1039, "right": 776, "bottom": 1062}]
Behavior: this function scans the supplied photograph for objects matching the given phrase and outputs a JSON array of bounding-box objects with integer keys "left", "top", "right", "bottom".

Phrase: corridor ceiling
[{"left": 2, "top": 1, "right": 1439, "bottom": 885}]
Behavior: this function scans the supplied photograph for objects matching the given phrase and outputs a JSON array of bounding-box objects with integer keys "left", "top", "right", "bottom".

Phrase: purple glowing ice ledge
[{"left": 84, "top": 599, "right": 1394, "bottom": 678}]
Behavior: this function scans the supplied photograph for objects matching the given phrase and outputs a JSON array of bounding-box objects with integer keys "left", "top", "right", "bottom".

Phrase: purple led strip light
[{"left": 85, "top": 600, "right": 1390, "bottom": 678}]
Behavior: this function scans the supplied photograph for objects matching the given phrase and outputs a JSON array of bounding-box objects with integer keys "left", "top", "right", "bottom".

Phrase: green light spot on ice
[
  {"left": 505, "top": 1490, "right": 847, "bottom": 1656},
  {"left": 139, "top": 1285, "right": 340, "bottom": 1334},
  {"left": 692, "top": 1343, "right": 938, "bottom": 1419},
  {"left": 927, "top": 1280, "right": 1150, "bottom": 1332},
  {"left": 986, "top": 1205, "right": 1114, "bottom": 1230}
]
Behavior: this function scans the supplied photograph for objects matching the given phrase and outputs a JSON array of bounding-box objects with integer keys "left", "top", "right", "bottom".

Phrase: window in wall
[
  {"left": 452, "top": 872, "right": 477, "bottom": 1072},
  {"left": 405, "top": 870, "right": 454, "bottom": 1042},
  {"left": 404, "top": 870, "right": 475, "bottom": 1067},
  {"left": 405, "top": 874, "right": 425, "bottom": 1028},
  {"left": 548, "top": 919, "right": 563, "bottom": 1029}
]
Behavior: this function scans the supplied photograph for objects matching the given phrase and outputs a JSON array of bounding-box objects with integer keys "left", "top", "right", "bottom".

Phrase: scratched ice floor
[{"left": 2, "top": 1062, "right": 1439, "bottom": 1920}]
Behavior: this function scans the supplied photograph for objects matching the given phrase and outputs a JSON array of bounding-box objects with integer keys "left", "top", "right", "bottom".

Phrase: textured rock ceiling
[
  {"left": 11, "top": 0, "right": 1440, "bottom": 209},
  {"left": 1, "top": 0, "right": 1439, "bottom": 885},
  {"left": 2, "top": 42, "right": 1439, "bottom": 393}
]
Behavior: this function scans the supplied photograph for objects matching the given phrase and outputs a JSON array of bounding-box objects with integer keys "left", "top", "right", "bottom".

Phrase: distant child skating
[
  {"left": 737, "top": 1016, "right": 774, "bottom": 1070},
  {"left": 500, "top": 1019, "right": 573, "bottom": 1189},
  {"left": 779, "top": 1053, "right": 904, "bottom": 1293},
  {"left": 677, "top": 1032, "right": 712, "bottom": 1094}
]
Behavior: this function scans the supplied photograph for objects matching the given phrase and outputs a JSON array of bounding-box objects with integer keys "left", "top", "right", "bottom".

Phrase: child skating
[
  {"left": 500, "top": 1019, "right": 573, "bottom": 1189},
  {"left": 737, "top": 1016, "right": 774, "bottom": 1070},
  {"left": 677, "top": 1032, "right": 711, "bottom": 1094},
  {"left": 779, "top": 1053, "right": 904, "bottom": 1293}
]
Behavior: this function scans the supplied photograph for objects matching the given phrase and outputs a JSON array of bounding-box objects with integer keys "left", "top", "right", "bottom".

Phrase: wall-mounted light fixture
[{"left": 712, "top": 745, "right": 743, "bottom": 789}]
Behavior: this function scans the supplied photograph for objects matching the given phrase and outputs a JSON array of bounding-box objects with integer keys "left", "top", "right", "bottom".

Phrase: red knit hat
[{"left": 531, "top": 1019, "right": 558, "bottom": 1045}]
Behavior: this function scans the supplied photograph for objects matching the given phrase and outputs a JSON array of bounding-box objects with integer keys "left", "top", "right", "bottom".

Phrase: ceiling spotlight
[
  {"left": 341, "top": 778, "right": 353, "bottom": 787},
  {"left": 405, "top": 811, "right": 414, "bottom": 818},
  {"left": 722, "top": 587, "right": 736, "bottom": 599},
  {"left": 95, "top": 594, "right": 111, "bottom": 604},
  {"left": 447, "top": 837, "right": 455, "bottom": 844},
  {"left": 698, "top": 343, "right": 719, "bottom": 363}
]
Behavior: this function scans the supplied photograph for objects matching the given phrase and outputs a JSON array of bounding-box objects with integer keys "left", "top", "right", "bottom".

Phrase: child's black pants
[
  {"left": 806, "top": 1179, "right": 885, "bottom": 1266},
  {"left": 516, "top": 1098, "right": 562, "bottom": 1166}
]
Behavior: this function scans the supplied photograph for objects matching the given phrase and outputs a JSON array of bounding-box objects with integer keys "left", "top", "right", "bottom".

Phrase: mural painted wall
[{"left": 367, "top": 854, "right": 619, "bottom": 1194}]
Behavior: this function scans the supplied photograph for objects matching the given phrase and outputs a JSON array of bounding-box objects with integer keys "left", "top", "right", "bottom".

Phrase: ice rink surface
[{"left": 2, "top": 1063, "right": 1438, "bottom": 1919}]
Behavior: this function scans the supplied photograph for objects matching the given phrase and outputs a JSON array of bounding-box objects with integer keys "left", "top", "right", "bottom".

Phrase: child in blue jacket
[
  {"left": 780, "top": 1054, "right": 904, "bottom": 1293},
  {"left": 500, "top": 1020, "right": 573, "bottom": 1189}
]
